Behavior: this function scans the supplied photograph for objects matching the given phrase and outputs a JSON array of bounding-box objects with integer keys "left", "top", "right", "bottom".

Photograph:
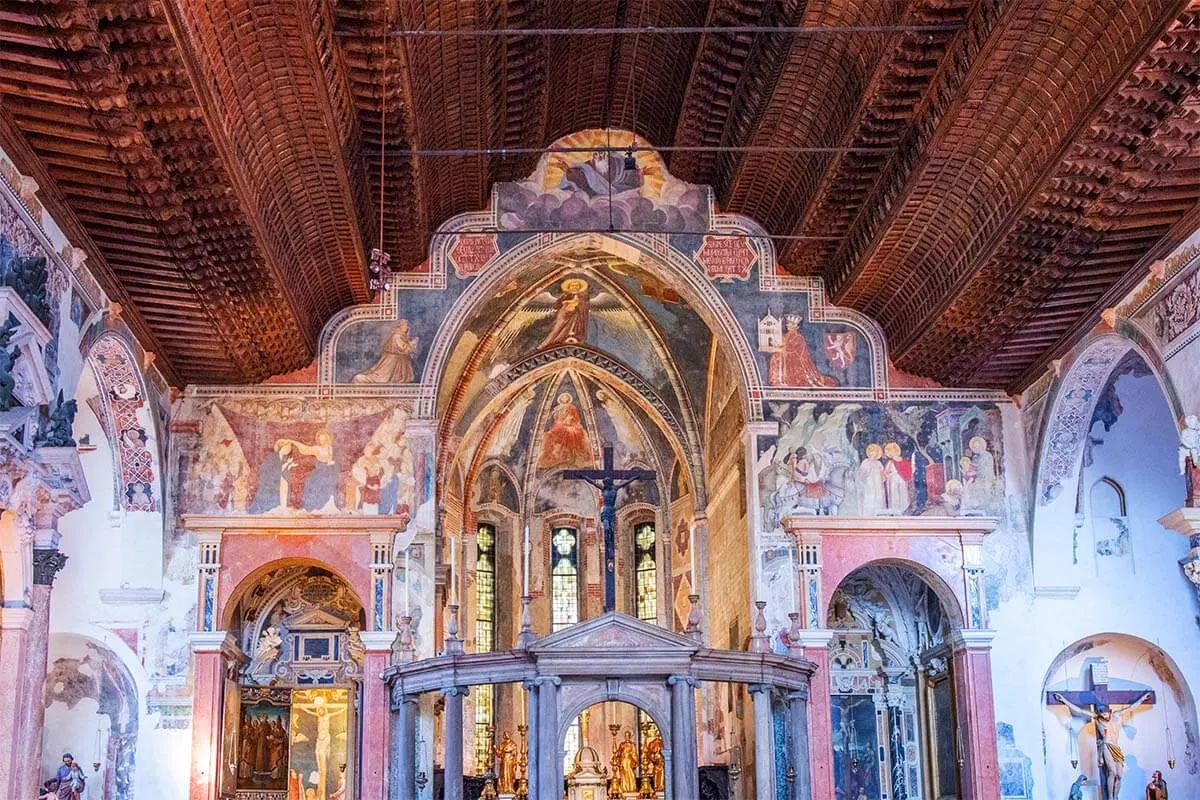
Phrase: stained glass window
[
  {"left": 551, "top": 527, "right": 579, "bottom": 632},
  {"left": 634, "top": 522, "right": 657, "bottom": 622},
  {"left": 474, "top": 523, "right": 497, "bottom": 770}
]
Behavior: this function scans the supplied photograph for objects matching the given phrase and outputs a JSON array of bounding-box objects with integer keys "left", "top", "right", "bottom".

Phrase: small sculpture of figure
[
  {"left": 1146, "top": 769, "right": 1168, "bottom": 800},
  {"left": 50, "top": 753, "right": 86, "bottom": 800},
  {"left": 642, "top": 730, "right": 665, "bottom": 793},
  {"left": 345, "top": 623, "right": 366, "bottom": 665},
  {"left": 1068, "top": 774, "right": 1087, "bottom": 800},
  {"left": 35, "top": 390, "right": 77, "bottom": 448},
  {"left": 0, "top": 317, "right": 17, "bottom": 411},
  {"left": 613, "top": 731, "right": 639, "bottom": 795},
  {"left": 247, "top": 626, "right": 283, "bottom": 679},
  {"left": 495, "top": 731, "right": 518, "bottom": 795},
  {"left": 1180, "top": 414, "right": 1200, "bottom": 506}
]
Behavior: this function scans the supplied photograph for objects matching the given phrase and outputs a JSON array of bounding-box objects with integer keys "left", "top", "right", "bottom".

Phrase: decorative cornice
[
  {"left": 781, "top": 515, "right": 998, "bottom": 537},
  {"left": 181, "top": 514, "right": 409, "bottom": 533},
  {"left": 946, "top": 629, "right": 996, "bottom": 650},
  {"left": 1159, "top": 507, "right": 1200, "bottom": 538}
]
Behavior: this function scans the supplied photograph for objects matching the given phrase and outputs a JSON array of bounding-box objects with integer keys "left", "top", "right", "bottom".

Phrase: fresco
[
  {"left": 182, "top": 397, "right": 433, "bottom": 521},
  {"left": 494, "top": 130, "right": 709, "bottom": 234},
  {"left": 757, "top": 400, "right": 1004, "bottom": 521}
]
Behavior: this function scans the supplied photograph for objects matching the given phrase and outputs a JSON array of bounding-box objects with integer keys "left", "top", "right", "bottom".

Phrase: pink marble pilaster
[
  {"left": 797, "top": 630, "right": 835, "bottom": 800},
  {"left": 189, "top": 633, "right": 237, "bottom": 800},
  {"left": 951, "top": 632, "right": 1000, "bottom": 800},
  {"left": 359, "top": 634, "right": 396, "bottom": 800},
  {"left": 0, "top": 606, "right": 34, "bottom": 798}
]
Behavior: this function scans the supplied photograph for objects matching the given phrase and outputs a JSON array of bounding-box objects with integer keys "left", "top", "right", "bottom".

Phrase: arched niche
[
  {"left": 825, "top": 561, "right": 967, "bottom": 800},
  {"left": 1041, "top": 633, "right": 1199, "bottom": 800},
  {"left": 42, "top": 633, "right": 140, "bottom": 800},
  {"left": 1031, "top": 333, "right": 1186, "bottom": 588}
]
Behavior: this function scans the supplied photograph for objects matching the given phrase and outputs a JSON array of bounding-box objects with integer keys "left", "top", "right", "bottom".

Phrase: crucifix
[
  {"left": 563, "top": 443, "right": 656, "bottom": 613},
  {"left": 1046, "top": 659, "right": 1155, "bottom": 800}
]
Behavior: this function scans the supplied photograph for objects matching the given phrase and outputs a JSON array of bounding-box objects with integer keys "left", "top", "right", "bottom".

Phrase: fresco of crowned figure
[
  {"left": 766, "top": 314, "right": 837, "bottom": 387},
  {"left": 537, "top": 393, "right": 593, "bottom": 470},
  {"left": 351, "top": 319, "right": 418, "bottom": 384}
]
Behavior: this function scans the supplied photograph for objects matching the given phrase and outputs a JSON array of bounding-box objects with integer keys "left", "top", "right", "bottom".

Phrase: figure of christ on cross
[
  {"left": 1047, "top": 661, "right": 1155, "bottom": 800},
  {"left": 563, "top": 443, "right": 656, "bottom": 613}
]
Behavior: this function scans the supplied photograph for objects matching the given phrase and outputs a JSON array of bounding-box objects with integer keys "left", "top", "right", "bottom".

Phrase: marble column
[
  {"left": 786, "top": 691, "right": 811, "bottom": 800},
  {"left": 668, "top": 674, "right": 698, "bottom": 800},
  {"left": 533, "top": 676, "right": 561, "bottom": 800},
  {"left": 390, "top": 693, "right": 419, "bottom": 800},
  {"left": 950, "top": 630, "right": 1000, "bottom": 800},
  {"left": 361, "top": 632, "right": 397, "bottom": 800},
  {"left": 749, "top": 684, "right": 775, "bottom": 800},
  {"left": 524, "top": 680, "right": 540, "bottom": 800},
  {"left": 795, "top": 629, "right": 833, "bottom": 800},
  {"left": 188, "top": 632, "right": 239, "bottom": 800},
  {"left": 442, "top": 687, "right": 468, "bottom": 800}
]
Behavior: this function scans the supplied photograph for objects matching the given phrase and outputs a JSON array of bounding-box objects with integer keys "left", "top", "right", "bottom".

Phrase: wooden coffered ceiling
[{"left": 4, "top": 0, "right": 1200, "bottom": 389}]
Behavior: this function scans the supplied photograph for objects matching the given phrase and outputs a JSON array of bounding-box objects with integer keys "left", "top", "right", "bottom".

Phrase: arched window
[
  {"left": 551, "top": 526, "right": 580, "bottom": 632},
  {"left": 634, "top": 521, "right": 657, "bottom": 623},
  {"left": 474, "top": 523, "right": 497, "bottom": 768}
]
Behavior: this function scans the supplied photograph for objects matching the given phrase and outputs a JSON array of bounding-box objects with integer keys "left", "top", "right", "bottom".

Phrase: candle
[
  {"left": 449, "top": 535, "right": 457, "bottom": 605},
  {"left": 403, "top": 547, "right": 411, "bottom": 616},
  {"left": 689, "top": 522, "right": 697, "bottom": 579},
  {"left": 522, "top": 524, "right": 531, "bottom": 595}
]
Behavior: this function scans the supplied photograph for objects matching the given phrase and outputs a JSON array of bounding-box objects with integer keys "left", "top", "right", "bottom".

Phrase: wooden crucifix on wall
[
  {"left": 1046, "top": 659, "right": 1154, "bottom": 800},
  {"left": 563, "top": 443, "right": 655, "bottom": 613}
]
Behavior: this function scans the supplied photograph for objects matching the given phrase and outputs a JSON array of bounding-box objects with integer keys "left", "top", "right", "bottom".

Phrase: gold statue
[
  {"left": 495, "top": 731, "right": 518, "bottom": 795},
  {"left": 613, "top": 731, "right": 639, "bottom": 794},
  {"left": 642, "top": 730, "right": 664, "bottom": 793}
]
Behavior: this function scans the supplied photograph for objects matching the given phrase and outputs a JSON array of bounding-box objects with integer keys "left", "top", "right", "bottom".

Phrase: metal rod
[
  {"left": 428, "top": 228, "right": 844, "bottom": 241},
  {"left": 394, "top": 144, "right": 893, "bottom": 156},
  {"left": 390, "top": 24, "right": 965, "bottom": 38}
]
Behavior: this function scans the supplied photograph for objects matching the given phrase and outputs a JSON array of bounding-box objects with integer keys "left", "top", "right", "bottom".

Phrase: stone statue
[
  {"left": 613, "top": 731, "right": 639, "bottom": 795},
  {"left": 641, "top": 731, "right": 664, "bottom": 793},
  {"left": 345, "top": 623, "right": 366, "bottom": 665},
  {"left": 247, "top": 626, "right": 283, "bottom": 679},
  {"left": 1067, "top": 775, "right": 1086, "bottom": 800},
  {"left": 0, "top": 316, "right": 17, "bottom": 411},
  {"left": 1180, "top": 414, "right": 1200, "bottom": 506},
  {"left": 34, "top": 390, "right": 76, "bottom": 448},
  {"left": 495, "top": 730, "right": 518, "bottom": 794},
  {"left": 1054, "top": 691, "right": 1153, "bottom": 800},
  {"left": 1146, "top": 770, "right": 1168, "bottom": 800}
]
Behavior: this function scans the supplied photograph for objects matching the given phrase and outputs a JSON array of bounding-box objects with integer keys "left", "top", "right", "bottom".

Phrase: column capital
[
  {"left": 790, "top": 627, "right": 835, "bottom": 649},
  {"left": 359, "top": 630, "right": 398, "bottom": 652},
  {"left": 31, "top": 547, "right": 68, "bottom": 586},
  {"left": 946, "top": 628, "right": 996, "bottom": 650},
  {"left": 528, "top": 675, "right": 561, "bottom": 688},
  {"left": 189, "top": 630, "right": 241, "bottom": 658},
  {"left": 747, "top": 682, "right": 775, "bottom": 696},
  {"left": 441, "top": 685, "right": 470, "bottom": 698},
  {"left": 666, "top": 674, "right": 696, "bottom": 688}
]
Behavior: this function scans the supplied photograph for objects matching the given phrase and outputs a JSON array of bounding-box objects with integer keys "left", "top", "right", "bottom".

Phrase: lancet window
[
  {"left": 634, "top": 521, "right": 657, "bottom": 622},
  {"left": 474, "top": 523, "right": 497, "bottom": 768},
  {"left": 551, "top": 526, "right": 580, "bottom": 631}
]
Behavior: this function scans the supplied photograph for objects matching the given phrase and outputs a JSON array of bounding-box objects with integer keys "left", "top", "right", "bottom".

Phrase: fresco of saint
[
  {"left": 537, "top": 393, "right": 592, "bottom": 470},
  {"left": 274, "top": 430, "right": 336, "bottom": 511},
  {"left": 767, "top": 314, "right": 837, "bottom": 387},
  {"left": 351, "top": 319, "right": 418, "bottom": 384},
  {"left": 539, "top": 278, "right": 590, "bottom": 348}
]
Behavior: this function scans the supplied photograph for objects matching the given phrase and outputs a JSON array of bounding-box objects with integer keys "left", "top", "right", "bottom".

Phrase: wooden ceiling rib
[{"left": 5, "top": 0, "right": 1200, "bottom": 390}]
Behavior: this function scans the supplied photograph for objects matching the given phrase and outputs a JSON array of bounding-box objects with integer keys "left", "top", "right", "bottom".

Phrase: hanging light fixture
[{"left": 369, "top": 5, "right": 394, "bottom": 297}]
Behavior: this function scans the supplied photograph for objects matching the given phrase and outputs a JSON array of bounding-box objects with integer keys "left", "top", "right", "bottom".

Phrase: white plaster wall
[{"left": 991, "top": 370, "right": 1200, "bottom": 800}]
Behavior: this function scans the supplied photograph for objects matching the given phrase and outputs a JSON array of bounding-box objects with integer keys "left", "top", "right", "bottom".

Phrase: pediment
[
  {"left": 530, "top": 612, "right": 698, "bottom": 654},
  {"left": 281, "top": 607, "right": 349, "bottom": 630}
]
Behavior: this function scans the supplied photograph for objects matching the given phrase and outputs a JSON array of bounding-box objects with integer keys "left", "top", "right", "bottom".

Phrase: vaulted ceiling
[{"left": 4, "top": 0, "right": 1200, "bottom": 389}]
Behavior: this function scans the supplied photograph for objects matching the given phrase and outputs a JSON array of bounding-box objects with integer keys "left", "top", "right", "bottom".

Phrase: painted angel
[{"left": 494, "top": 278, "right": 643, "bottom": 356}]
